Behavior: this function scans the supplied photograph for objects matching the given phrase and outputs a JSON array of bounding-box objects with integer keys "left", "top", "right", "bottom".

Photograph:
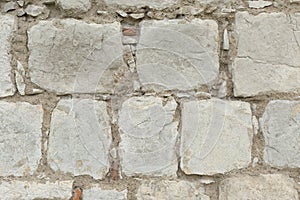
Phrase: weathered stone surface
[
  {"left": 119, "top": 96, "right": 178, "bottom": 176},
  {"left": 219, "top": 174, "right": 299, "bottom": 200},
  {"left": 28, "top": 19, "right": 124, "bottom": 94},
  {"left": 0, "top": 101, "right": 43, "bottom": 176},
  {"left": 260, "top": 100, "right": 300, "bottom": 168},
  {"left": 15, "top": 61, "right": 26, "bottom": 95},
  {"left": 198, "top": 0, "right": 234, "bottom": 4},
  {"left": 48, "top": 98, "right": 111, "bottom": 179},
  {"left": 136, "top": 180, "right": 210, "bottom": 200},
  {"left": 56, "top": 0, "right": 91, "bottom": 13},
  {"left": 248, "top": 0, "right": 272, "bottom": 8},
  {"left": 104, "top": 0, "right": 179, "bottom": 10},
  {"left": 84, "top": 185, "right": 127, "bottom": 200},
  {"left": 25, "top": 4, "right": 49, "bottom": 17},
  {"left": 136, "top": 19, "right": 219, "bottom": 91},
  {"left": 0, "top": 15, "right": 15, "bottom": 97},
  {"left": 3, "top": 2, "right": 18, "bottom": 12},
  {"left": 0, "top": 180, "right": 73, "bottom": 200},
  {"left": 180, "top": 99, "right": 253, "bottom": 175},
  {"left": 233, "top": 12, "right": 300, "bottom": 97}
]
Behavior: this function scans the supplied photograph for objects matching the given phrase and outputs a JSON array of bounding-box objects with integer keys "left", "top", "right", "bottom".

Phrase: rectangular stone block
[
  {"left": 84, "top": 185, "right": 127, "bottom": 200},
  {"left": 0, "top": 15, "right": 16, "bottom": 97},
  {"left": 180, "top": 99, "right": 253, "bottom": 175},
  {"left": 28, "top": 19, "right": 124, "bottom": 94},
  {"left": 118, "top": 96, "right": 178, "bottom": 176},
  {"left": 0, "top": 180, "right": 73, "bottom": 200},
  {"left": 233, "top": 12, "right": 300, "bottom": 97},
  {"left": 0, "top": 101, "right": 43, "bottom": 176},
  {"left": 104, "top": 0, "right": 179, "bottom": 10},
  {"left": 137, "top": 19, "right": 219, "bottom": 91},
  {"left": 136, "top": 180, "right": 210, "bottom": 200},
  {"left": 260, "top": 100, "right": 300, "bottom": 168},
  {"left": 219, "top": 174, "right": 299, "bottom": 200},
  {"left": 48, "top": 98, "right": 111, "bottom": 179}
]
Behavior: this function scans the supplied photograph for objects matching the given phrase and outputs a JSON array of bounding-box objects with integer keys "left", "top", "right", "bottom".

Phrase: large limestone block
[
  {"left": 261, "top": 100, "right": 300, "bottom": 167},
  {"left": 0, "top": 180, "right": 73, "bottom": 200},
  {"left": 219, "top": 174, "right": 299, "bottom": 200},
  {"left": 0, "top": 15, "right": 16, "bottom": 97},
  {"left": 48, "top": 98, "right": 111, "bottom": 179},
  {"left": 136, "top": 19, "right": 219, "bottom": 91},
  {"left": 56, "top": 0, "right": 91, "bottom": 13},
  {"left": 180, "top": 99, "right": 253, "bottom": 175},
  {"left": 28, "top": 19, "right": 124, "bottom": 94},
  {"left": 118, "top": 96, "right": 178, "bottom": 176},
  {"left": 84, "top": 185, "right": 127, "bottom": 200},
  {"left": 136, "top": 180, "right": 210, "bottom": 200},
  {"left": 233, "top": 12, "right": 300, "bottom": 97},
  {"left": 0, "top": 101, "right": 43, "bottom": 176}
]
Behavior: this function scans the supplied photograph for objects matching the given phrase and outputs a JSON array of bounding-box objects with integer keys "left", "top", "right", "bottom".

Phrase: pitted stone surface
[
  {"left": 260, "top": 100, "right": 300, "bottom": 168},
  {"left": 219, "top": 174, "right": 299, "bottom": 200},
  {"left": 0, "top": 180, "right": 73, "bottom": 200},
  {"left": 180, "top": 99, "right": 253, "bottom": 175},
  {"left": 0, "top": 101, "right": 43, "bottom": 176},
  {"left": 136, "top": 19, "right": 219, "bottom": 91},
  {"left": 0, "top": 15, "right": 16, "bottom": 97},
  {"left": 136, "top": 180, "right": 210, "bottom": 200},
  {"left": 233, "top": 12, "right": 300, "bottom": 97},
  {"left": 48, "top": 98, "right": 111, "bottom": 179},
  {"left": 84, "top": 185, "right": 127, "bottom": 200},
  {"left": 56, "top": 0, "right": 91, "bottom": 13},
  {"left": 104, "top": 0, "right": 179, "bottom": 10},
  {"left": 119, "top": 96, "right": 178, "bottom": 176},
  {"left": 28, "top": 19, "right": 124, "bottom": 94}
]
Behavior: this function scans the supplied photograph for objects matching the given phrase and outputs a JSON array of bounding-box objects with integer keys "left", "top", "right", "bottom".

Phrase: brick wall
[{"left": 0, "top": 0, "right": 299, "bottom": 199}]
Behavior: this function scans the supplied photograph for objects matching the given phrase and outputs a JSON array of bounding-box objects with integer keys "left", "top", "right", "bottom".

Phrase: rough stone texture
[
  {"left": 0, "top": 101, "right": 43, "bottom": 176},
  {"left": 136, "top": 180, "right": 210, "bottom": 200},
  {"left": 233, "top": 12, "right": 300, "bottom": 97},
  {"left": 84, "top": 186, "right": 127, "bottom": 200},
  {"left": 180, "top": 99, "right": 253, "bottom": 175},
  {"left": 48, "top": 98, "right": 111, "bottom": 179},
  {"left": 0, "top": 15, "right": 16, "bottom": 97},
  {"left": 0, "top": 180, "right": 73, "bottom": 200},
  {"left": 248, "top": 0, "right": 272, "bottom": 8},
  {"left": 28, "top": 19, "right": 124, "bottom": 94},
  {"left": 137, "top": 19, "right": 219, "bottom": 91},
  {"left": 56, "top": 0, "right": 91, "bottom": 13},
  {"left": 15, "top": 61, "right": 26, "bottom": 95},
  {"left": 260, "top": 100, "right": 300, "bottom": 168},
  {"left": 219, "top": 174, "right": 299, "bottom": 200},
  {"left": 119, "top": 96, "right": 178, "bottom": 176},
  {"left": 104, "top": 0, "right": 179, "bottom": 10}
]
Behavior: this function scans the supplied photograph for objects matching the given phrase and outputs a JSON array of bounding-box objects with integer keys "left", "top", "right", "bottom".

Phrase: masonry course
[{"left": 0, "top": 0, "right": 299, "bottom": 199}]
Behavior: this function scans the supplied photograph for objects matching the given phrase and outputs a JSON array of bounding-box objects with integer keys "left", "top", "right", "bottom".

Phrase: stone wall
[{"left": 0, "top": 0, "right": 299, "bottom": 199}]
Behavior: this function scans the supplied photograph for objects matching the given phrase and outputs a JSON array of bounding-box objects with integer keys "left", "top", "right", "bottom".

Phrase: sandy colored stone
[
  {"left": 119, "top": 96, "right": 178, "bottom": 176},
  {"left": 0, "top": 15, "right": 16, "bottom": 97},
  {"left": 0, "top": 180, "right": 73, "bottom": 200},
  {"left": 56, "top": 0, "right": 91, "bottom": 13},
  {"left": 104, "top": 0, "right": 179, "bottom": 10},
  {"left": 84, "top": 185, "right": 127, "bottom": 200},
  {"left": 260, "top": 100, "right": 300, "bottom": 168},
  {"left": 0, "top": 101, "right": 43, "bottom": 176},
  {"left": 233, "top": 12, "right": 300, "bottom": 97},
  {"left": 48, "top": 98, "right": 111, "bottom": 179},
  {"left": 219, "top": 174, "right": 299, "bottom": 200},
  {"left": 136, "top": 180, "right": 210, "bottom": 200},
  {"left": 136, "top": 19, "right": 219, "bottom": 91},
  {"left": 28, "top": 19, "right": 124, "bottom": 94},
  {"left": 180, "top": 99, "right": 253, "bottom": 175}
]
